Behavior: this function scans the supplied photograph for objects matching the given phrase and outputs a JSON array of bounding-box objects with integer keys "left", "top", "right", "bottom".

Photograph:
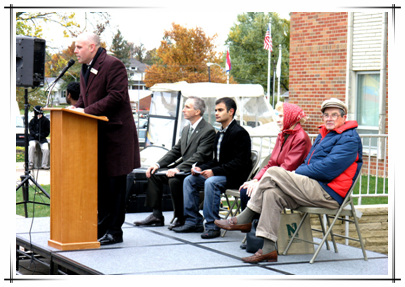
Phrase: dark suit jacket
[
  {"left": 157, "top": 118, "right": 216, "bottom": 172},
  {"left": 199, "top": 120, "right": 251, "bottom": 189},
  {"left": 75, "top": 48, "right": 140, "bottom": 177}
]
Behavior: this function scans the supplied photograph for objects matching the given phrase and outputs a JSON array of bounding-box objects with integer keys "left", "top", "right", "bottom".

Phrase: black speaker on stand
[{"left": 15, "top": 35, "right": 50, "bottom": 218}]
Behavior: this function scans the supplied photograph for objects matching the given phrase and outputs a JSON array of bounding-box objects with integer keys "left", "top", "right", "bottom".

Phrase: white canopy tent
[{"left": 141, "top": 82, "right": 279, "bottom": 167}]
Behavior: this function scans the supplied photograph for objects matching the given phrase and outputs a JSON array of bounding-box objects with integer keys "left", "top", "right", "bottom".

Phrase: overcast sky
[{"left": 40, "top": 8, "right": 290, "bottom": 54}]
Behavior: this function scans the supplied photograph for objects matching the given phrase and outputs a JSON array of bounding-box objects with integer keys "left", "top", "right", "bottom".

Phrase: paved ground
[{"left": 16, "top": 162, "right": 50, "bottom": 185}]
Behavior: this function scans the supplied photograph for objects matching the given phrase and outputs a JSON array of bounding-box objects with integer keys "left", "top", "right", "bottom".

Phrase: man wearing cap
[
  {"left": 28, "top": 105, "right": 50, "bottom": 169},
  {"left": 214, "top": 98, "right": 363, "bottom": 263}
]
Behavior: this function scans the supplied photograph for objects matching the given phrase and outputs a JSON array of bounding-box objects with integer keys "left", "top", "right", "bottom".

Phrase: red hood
[{"left": 319, "top": 121, "right": 358, "bottom": 138}]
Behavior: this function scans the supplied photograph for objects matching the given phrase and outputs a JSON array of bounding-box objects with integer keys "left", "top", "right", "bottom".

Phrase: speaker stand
[{"left": 16, "top": 88, "right": 50, "bottom": 218}]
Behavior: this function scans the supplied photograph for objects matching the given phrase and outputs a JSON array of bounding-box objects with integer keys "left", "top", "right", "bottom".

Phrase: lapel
[
  {"left": 216, "top": 120, "right": 236, "bottom": 159},
  {"left": 184, "top": 118, "right": 205, "bottom": 150},
  {"left": 219, "top": 120, "right": 235, "bottom": 146},
  {"left": 181, "top": 124, "right": 191, "bottom": 151},
  {"left": 85, "top": 50, "right": 105, "bottom": 95}
]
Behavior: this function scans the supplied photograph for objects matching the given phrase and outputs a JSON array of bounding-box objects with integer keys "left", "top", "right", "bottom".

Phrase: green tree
[
  {"left": 226, "top": 12, "right": 290, "bottom": 99},
  {"left": 110, "top": 30, "right": 130, "bottom": 64},
  {"left": 143, "top": 48, "right": 160, "bottom": 66}
]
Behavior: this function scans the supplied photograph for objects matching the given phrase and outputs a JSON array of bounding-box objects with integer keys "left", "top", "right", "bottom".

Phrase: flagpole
[
  {"left": 226, "top": 49, "right": 231, "bottom": 84},
  {"left": 267, "top": 23, "right": 271, "bottom": 101},
  {"left": 272, "top": 65, "right": 276, "bottom": 107}
]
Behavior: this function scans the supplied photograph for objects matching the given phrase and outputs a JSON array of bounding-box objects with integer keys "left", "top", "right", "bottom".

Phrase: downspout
[
  {"left": 344, "top": 12, "right": 354, "bottom": 243},
  {"left": 378, "top": 12, "right": 388, "bottom": 159},
  {"left": 345, "top": 12, "right": 354, "bottom": 120}
]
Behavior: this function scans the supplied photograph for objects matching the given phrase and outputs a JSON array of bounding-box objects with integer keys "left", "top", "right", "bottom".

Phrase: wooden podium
[{"left": 45, "top": 108, "right": 108, "bottom": 251}]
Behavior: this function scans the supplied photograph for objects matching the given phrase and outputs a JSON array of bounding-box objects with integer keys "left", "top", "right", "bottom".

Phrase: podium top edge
[{"left": 43, "top": 108, "right": 109, "bottom": 122}]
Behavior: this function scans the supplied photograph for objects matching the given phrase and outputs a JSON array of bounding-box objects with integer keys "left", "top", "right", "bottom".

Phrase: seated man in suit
[
  {"left": 134, "top": 96, "right": 216, "bottom": 230},
  {"left": 173, "top": 97, "right": 252, "bottom": 239}
]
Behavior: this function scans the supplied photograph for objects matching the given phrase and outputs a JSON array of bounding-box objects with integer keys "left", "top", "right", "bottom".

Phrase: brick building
[
  {"left": 289, "top": 12, "right": 388, "bottom": 134},
  {"left": 288, "top": 12, "right": 388, "bottom": 175}
]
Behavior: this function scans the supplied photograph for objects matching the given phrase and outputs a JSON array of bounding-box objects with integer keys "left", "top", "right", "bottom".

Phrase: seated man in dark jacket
[
  {"left": 173, "top": 97, "right": 252, "bottom": 239},
  {"left": 215, "top": 98, "right": 363, "bottom": 263}
]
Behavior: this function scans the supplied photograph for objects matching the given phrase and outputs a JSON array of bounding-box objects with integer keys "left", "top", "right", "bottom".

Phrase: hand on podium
[{"left": 66, "top": 106, "right": 85, "bottom": 113}]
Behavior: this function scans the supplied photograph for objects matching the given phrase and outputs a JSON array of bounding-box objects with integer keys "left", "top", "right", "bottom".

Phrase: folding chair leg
[
  {"left": 317, "top": 214, "right": 330, "bottom": 251},
  {"left": 310, "top": 210, "right": 345, "bottom": 264},
  {"left": 351, "top": 201, "right": 368, "bottom": 261},
  {"left": 221, "top": 195, "right": 241, "bottom": 237},
  {"left": 325, "top": 215, "right": 338, "bottom": 253}
]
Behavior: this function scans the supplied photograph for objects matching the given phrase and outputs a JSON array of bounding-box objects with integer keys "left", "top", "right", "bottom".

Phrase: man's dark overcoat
[{"left": 75, "top": 48, "right": 140, "bottom": 177}]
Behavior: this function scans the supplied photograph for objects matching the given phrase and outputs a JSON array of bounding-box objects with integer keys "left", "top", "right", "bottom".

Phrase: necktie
[{"left": 187, "top": 127, "right": 194, "bottom": 144}]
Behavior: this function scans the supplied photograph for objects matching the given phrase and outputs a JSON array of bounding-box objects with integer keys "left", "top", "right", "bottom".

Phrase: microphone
[{"left": 54, "top": 59, "right": 75, "bottom": 82}]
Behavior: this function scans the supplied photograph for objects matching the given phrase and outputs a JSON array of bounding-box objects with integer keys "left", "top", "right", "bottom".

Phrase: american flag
[{"left": 264, "top": 26, "right": 272, "bottom": 52}]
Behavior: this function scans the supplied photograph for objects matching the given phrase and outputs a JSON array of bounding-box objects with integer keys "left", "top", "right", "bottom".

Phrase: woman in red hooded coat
[{"left": 239, "top": 102, "right": 311, "bottom": 210}]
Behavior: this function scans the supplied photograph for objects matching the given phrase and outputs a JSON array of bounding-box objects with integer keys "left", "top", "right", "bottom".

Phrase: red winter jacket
[{"left": 254, "top": 123, "right": 311, "bottom": 180}]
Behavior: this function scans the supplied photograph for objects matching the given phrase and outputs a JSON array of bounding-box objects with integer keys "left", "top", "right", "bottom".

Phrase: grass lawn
[
  {"left": 16, "top": 146, "right": 24, "bottom": 162},
  {"left": 16, "top": 184, "right": 50, "bottom": 217},
  {"left": 352, "top": 175, "right": 388, "bottom": 205}
]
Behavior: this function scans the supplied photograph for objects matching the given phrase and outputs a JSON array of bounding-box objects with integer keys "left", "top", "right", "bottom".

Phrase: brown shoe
[
  {"left": 242, "top": 249, "right": 278, "bottom": 263},
  {"left": 214, "top": 217, "right": 252, "bottom": 233}
]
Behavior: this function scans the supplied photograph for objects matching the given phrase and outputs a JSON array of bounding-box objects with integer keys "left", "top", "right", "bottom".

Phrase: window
[
  {"left": 356, "top": 72, "right": 380, "bottom": 152},
  {"left": 356, "top": 72, "right": 380, "bottom": 130}
]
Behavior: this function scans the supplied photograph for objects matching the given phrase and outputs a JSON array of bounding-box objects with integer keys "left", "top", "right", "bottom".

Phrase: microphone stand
[
  {"left": 45, "top": 79, "right": 57, "bottom": 108},
  {"left": 16, "top": 88, "right": 50, "bottom": 218}
]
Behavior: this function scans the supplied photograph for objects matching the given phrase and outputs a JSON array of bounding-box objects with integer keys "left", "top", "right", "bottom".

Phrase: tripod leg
[
  {"left": 29, "top": 176, "right": 50, "bottom": 199},
  {"left": 16, "top": 175, "right": 30, "bottom": 218}
]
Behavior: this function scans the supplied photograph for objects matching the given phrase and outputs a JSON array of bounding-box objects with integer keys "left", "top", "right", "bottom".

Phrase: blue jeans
[{"left": 183, "top": 174, "right": 227, "bottom": 230}]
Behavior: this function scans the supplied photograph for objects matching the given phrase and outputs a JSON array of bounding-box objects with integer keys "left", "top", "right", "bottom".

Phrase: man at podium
[{"left": 73, "top": 32, "right": 141, "bottom": 245}]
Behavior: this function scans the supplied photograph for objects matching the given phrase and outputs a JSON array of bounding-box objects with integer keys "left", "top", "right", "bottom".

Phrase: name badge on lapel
[{"left": 90, "top": 68, "right": 98, "bottom": 75}]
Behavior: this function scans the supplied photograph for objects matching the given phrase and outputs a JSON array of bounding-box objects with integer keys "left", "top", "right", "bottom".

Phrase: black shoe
[
  {"left": 134, "top": 214, "right": 164, "bottom": 226},
  {"left": 98, "top": 233, "right": 123, "bottom": 245},
  {"left": 172, "top": 224, "right": 204, "bottom": 233},
  {"left": 201, "top": 229, "right": 221, "bottom": 239},
  {"left": 240, "top": 242, "right": 247, "bottom": 249},
  {"left": 168, "top": 217, "right": 185, "bottom": 230}
]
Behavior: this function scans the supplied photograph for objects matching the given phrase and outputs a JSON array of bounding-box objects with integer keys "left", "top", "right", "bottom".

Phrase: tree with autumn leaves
[{"left": 144, "top": 23, "right": 235, "bottom": 87}]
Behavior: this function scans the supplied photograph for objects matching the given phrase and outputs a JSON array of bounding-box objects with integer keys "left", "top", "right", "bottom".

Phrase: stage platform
[{"left": 15, "top": 211, "right": 390, "bottom": 278}]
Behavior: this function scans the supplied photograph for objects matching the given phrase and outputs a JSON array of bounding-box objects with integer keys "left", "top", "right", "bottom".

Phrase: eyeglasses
[{"left": 322, "top": 113, "right": 341, "bottom": 120}]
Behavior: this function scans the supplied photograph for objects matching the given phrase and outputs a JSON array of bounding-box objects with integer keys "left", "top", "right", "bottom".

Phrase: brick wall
[
  {"left": 289, "top": 12, "right": 348, "bottom": 134},
  {"left": 289, "top": 12, "right": 388, "bottom": 174}
]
